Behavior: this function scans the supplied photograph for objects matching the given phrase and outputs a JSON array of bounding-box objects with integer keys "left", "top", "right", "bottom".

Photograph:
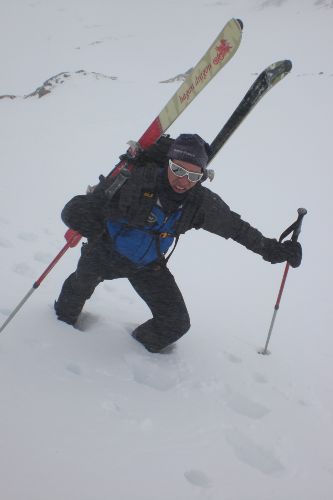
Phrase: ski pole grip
[
  {"left": 65, "top": 229, "right": 82, "bottom": 247},
  {"left": 291, "top": 208, "right": 307, "bottom": 242},
  {"left": 279, "top": 207, "right": 307, "bottom": 243}
]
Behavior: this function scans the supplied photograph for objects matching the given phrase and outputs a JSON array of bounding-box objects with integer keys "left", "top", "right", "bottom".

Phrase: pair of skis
[
  {"left": 0, "top": 18, "right": 292, "bottom": 335},
  {"left": 108, "top": 18, "right": 291, "bottom": 178}
]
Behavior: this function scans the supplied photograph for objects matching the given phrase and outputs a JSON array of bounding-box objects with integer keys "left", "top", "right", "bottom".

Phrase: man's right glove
[{"left": 262, "top": 239, "right": 302, "bottom": 268}]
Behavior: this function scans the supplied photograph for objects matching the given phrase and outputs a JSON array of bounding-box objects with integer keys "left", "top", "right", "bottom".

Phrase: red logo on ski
[{"left": 213, "top": 38, "right": 232, "bottom": 65}]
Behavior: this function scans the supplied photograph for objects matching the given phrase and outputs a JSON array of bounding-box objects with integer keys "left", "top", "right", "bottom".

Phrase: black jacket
[{"left": 61, "top": 161, "right": 289, "bottom": 266}]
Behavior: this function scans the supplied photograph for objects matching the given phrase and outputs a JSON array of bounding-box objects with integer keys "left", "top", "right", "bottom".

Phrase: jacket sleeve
[
  {"left": 192, "top": 188, "right": 285, "bottom": 263},
  {"left": 61, "top": 193, "right": 105, "bottom": 238}
]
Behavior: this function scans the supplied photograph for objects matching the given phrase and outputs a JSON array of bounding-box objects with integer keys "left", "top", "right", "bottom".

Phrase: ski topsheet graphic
[{"left": 138, "top": 18, "right": 243, "bottom": 149}]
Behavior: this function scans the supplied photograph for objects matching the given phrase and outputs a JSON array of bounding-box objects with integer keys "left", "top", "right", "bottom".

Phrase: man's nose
[{"left": 178, "top": 175, "right": 191, "bottom": 186}]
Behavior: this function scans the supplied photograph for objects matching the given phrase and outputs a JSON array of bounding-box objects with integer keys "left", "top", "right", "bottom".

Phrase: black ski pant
[{"left": 55, "top": 239, "right": 190, "bottom": 352}]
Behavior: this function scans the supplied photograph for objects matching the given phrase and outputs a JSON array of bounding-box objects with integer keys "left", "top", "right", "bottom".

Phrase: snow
[{"left": 0, "top": 1, "right": 332, "bottom": 499}]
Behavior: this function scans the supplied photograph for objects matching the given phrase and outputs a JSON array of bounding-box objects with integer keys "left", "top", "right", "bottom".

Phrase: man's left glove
[{"left": 262, "top": 239, "right": 302, "bottom": 268}]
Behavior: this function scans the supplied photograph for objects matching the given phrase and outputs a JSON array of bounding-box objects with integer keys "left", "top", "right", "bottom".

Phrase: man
[{"left": 55, "top": 134, "right": 302, "bottom": 353}]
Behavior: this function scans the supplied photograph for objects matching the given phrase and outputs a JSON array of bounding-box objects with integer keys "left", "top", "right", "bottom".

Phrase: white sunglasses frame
[{"left": 168, "top": 160, "right": 203, "bottom": 183}]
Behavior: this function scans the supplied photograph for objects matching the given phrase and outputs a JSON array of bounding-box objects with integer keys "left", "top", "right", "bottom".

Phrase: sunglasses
[{"left": 168, "top": 160, "right": 203, "bottom": 183}]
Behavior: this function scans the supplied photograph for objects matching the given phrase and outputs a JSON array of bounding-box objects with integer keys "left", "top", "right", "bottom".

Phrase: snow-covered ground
[{"left": 1, "top": 1, "right": 332, "bottom": 499}]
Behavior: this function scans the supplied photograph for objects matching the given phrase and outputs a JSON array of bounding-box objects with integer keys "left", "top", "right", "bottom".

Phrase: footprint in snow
[
  {"left": 42, "top": 228, "right": 53, "bottom": 236},
  {"left": 184, "top": 469, "right": 212, "bottom": 489},
  {"left": 0, "top": 308, "right": 11, "bottom": 317},
  {"left": 12, "top": 262, "right": 34, "bottom": 277},
  {"left": 18, "top": 232, "right": 38, "bottom": 242},
  {"left": 0, "top": 236, "right": 13, "bottom": 248},
  {"left": 224, "top": 391, "right": 270, "bottom": 419},
  {"left": 252, "top": 372, "right": 268, "bottom": 384},
  {"left": 66, "top": 363, "right": 82, "bottom": 375},
  {"left": 75, "top": 312, "right": 100, "bottom": 331},
  {"left": 101, "top": 399, "right": 153, "bottom": 430},
  {"left": 34, "top": 251, "right": 53, "bottom": 264},
  {"left": 225, "top": 428, "right": 285, "bottom": 475},
  {"left": 124, "top": 351, "right": 184, "bottom": 391},
  {"left": 225, "top": 351, "right": 242, "bottom": 364},
  {"left": 101, "top": 400, "right": 122, "bottom": 413}
]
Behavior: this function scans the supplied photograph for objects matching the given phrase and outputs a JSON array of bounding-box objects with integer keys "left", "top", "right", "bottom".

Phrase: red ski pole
[
  {"left": 258, "top": 208, "right": 307, "bottom": 355},
  {"left": 0, "top": 229, "right": 81, "bottom": 334},
  {"left": 0, "top": 168, "right": 132, "bottom": 335}
]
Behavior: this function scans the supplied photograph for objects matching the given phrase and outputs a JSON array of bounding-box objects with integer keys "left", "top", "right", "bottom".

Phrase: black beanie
[{"left": 168, "top": 134, "right": 209, "bottom": 170}]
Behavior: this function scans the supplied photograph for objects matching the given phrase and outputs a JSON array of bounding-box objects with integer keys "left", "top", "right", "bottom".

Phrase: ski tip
[
  {"left": 297, "top": 207, "right": 308, "bottom": 216},
  {"left": 285, "top": 59, "right": 292, "bottom": 72},
  {"left": 236, "top": 19, "right": 244, "bottom": 31}
]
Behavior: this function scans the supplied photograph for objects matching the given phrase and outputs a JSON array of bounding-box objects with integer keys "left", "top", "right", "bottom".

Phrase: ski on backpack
[
  {"left": 138, "top": 18, "right": 243, "bottom": 149},
  {"left": 108, "top": 17, "right": 243, "bottom": 180},
  {"left": 208, "top": 59, "right": 292, "bottom": 162}
]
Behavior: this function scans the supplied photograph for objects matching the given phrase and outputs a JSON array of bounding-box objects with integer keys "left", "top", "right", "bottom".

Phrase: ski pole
[
  {"left": 258, "top": 208, "right": 307, "bottom": 355},
  {"left": 0, "top": 229, "right": 81, "bottom": 334},
  {"left": 0, "top": 168, "right": 132, "bottom": 335}
]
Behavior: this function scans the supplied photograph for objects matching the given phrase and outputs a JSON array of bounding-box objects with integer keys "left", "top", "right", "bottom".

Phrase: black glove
[
  {"left": 282, "top": 240, "right": 302, "bottom": 267},
  {"left": 262, "top": 239, "right": 302, "bottom": 268}
]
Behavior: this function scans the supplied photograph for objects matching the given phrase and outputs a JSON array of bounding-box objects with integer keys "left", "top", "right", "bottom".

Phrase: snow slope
[{"left": 0, "top": 1, "right": 332, "bottom": 499}]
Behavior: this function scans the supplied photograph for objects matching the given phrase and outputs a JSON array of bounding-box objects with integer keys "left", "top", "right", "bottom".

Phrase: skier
[{"left": 55, "top": 134, "right": 302, "bottom": 353}]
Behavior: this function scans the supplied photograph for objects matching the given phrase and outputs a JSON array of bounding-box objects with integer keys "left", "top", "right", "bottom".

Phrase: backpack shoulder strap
[{"left": 118, "top": 163, "right": 162, "bottom": 226}]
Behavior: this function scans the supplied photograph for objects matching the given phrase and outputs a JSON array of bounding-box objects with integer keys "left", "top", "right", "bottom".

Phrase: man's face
[{"left": 167, "top": 160, "right": 203, "bottom": 194}]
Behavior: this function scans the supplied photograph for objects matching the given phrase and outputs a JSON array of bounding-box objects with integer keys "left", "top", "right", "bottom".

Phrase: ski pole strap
[{"left": 279, "top": 208, "right": 307, "bottom": 243}]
